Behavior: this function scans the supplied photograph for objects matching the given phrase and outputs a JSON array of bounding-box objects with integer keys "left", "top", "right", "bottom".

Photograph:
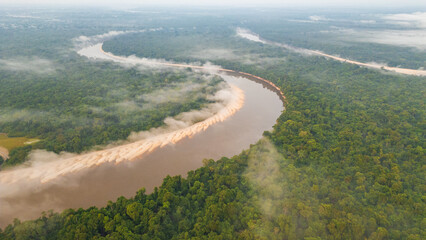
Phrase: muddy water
[{"left": 0, "top": 73, "right": 283, "bottom": 227}]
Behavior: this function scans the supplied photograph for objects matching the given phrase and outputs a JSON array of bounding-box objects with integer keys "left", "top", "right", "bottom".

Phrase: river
[
  {"left": 237, "top": 28, "right": 426, "bottom": 77},
  {"left": 0, "top": 43, "right": 284, "bottom": 227}
]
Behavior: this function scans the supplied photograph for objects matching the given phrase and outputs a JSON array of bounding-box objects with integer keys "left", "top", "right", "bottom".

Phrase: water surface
[{"left": 0, "top": 73, "right": 283, "bottom": 226}]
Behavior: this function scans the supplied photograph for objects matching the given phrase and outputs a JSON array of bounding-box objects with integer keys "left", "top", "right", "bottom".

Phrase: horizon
[{"left": 1, "top": 0, "right": 426, "bottom": 9}]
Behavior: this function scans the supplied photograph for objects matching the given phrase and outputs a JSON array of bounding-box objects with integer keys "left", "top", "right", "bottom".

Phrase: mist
[
  {"left": 1, "top": 0, "right": 425, "bottom": 8},
  {"left": 296, "top": 12, "right": 426, "bottom": 50},
  {"left": 356, "top": 12, "right": 426, "bottom": 50},
  {"left": 0, "top": 29, "right": 248, "bottom": 222},
  {"left": 237, "top": 27, "right": 426, "bottom": 75},
  {"left": 190, "top": 47, "right": 285, "bottom": 66},
  {"left": 244, "top": 138, "right": 284, "bottom": 218},
  {"left": 73, "top": 30, "right": 161, "bottom": 50},
  {"left": 383, "top": 12, "right": 426, "bottom": 28},
  {"left": 243, "top": 138, "right": 287, "bottom": 238},
  {"left": 0, "top": 57, "right": 56, "bottom": 74},
  {"left": 323, "top": 12, "right": 426, "bottom": 51},
  {"left": 236, "top": 27, "right": 314, "bottom": 55},
  {"left": 0, "top": 81, "right": 244, "bottom": 220},
  {"left": 355, "top": 29, "right": 426, "bottom": 50}
]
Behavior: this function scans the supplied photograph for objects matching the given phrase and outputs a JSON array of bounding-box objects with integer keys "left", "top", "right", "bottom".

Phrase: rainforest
[{"left": 0, "top": 5, "right": 425, "bottom": 240}]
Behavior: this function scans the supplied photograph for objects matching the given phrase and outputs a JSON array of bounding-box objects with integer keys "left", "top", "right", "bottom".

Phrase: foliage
[
  {"left": 1, "top": 8, "right": 425, "bottom": 240},
  {"left": 0, "top": 55, "right": 221, "bottom": 168},
  {"left": 1, "top": 155, "right": 256, "bottom": 240},
  {"left": 0, "top": 9, "right": 225, "bottom": 168},
  {"left": 2, "top": 43, "right": 425, "bottom": 239}
]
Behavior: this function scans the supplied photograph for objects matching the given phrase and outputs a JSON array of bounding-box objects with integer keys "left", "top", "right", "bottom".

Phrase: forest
[
  {"left": 0, "top": 8, "right": 425, "bottom": 239},
  {"left": 0, "top": 63, "right": 221, "bottom": 167},
  {"left": 243, "top": 9, "right": 426, "bottom": 70},
  {"left": 0, "top": 10, "right": 225, "bottom": 168}
]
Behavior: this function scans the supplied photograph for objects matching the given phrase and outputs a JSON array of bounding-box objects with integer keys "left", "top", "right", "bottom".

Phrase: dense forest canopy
[
  {"left": 0, "top": 7, "right": 425, "bottom": 239},
  {"left": 0, "top": 62, "right": 222, "bottom": 167},
  {"left": 0, "top": 10, "right": 225, "bottom": 168}
]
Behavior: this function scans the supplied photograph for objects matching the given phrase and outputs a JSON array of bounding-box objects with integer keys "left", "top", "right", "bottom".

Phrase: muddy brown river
[{"left": 0, "top": 43, "right": 284, "bottom": 227}]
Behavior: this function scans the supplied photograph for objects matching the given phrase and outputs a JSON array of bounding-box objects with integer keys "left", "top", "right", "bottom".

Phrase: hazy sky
[{"left": 0, "top": 0, "right": 425, "bottom": 8}]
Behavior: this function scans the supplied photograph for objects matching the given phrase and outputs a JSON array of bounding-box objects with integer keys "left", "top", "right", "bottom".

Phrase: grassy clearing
[{"left": 0, "top": 134, "right": 39, "bottom": 151}]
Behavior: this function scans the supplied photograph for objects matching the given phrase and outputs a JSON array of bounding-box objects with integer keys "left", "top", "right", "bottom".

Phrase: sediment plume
[{"left": 237, "top": 28, "right": 426, "bottom": 76}]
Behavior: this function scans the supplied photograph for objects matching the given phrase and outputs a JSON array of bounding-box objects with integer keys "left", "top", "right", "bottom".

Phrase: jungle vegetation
[
  {"left": 0, "top": 9, "right": 224, "bottom": 168},
  {"left": 0, "top": 8, "right": 424, "bottom": 240}
]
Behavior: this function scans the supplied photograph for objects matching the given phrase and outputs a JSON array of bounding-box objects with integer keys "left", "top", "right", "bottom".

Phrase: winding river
[
  {"left": 0, "top": 41, "right": 284, "bottom": 227},
  {"left": 2, "top": 25, "right": 421, "bottom": 227},
  {"left": 237, "top": 28, "right": 426, "bottom": 77}
]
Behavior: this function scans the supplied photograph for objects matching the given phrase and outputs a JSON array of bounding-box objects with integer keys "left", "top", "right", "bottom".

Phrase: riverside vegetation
[{"left": 0, "top": 9, "right": 425, "bottom": 240}]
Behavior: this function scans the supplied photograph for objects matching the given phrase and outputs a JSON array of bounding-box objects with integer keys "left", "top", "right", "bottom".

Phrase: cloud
[
  {"left": 345, "top": 12, "right": 426, "bottom": 50},
  {"left": 243, "top": 138, "right": 285, "bottom": 239},
  {"left": 359, "top": 29, "right": 426, "bottom": 50},
  {"left": 0, "top": 57, "right": 56, "bottom": 74},
  {"left": 140, "top": 81, "right": 210, "bottom": 104},
  {"left": 0, "top": 28, "right": 246, "bottom": 217},
  {"left": 76, "top": 29, "right": 233, "bottom": 75},
  {"left": 382, "top": 12, "right": 426, "bottom": 29},
  {"left": 73, "top": 30, "right": 138, "bottom": 49},
  {"left": 190, "top": 48, "right": 240, "bottom": 60},
  {"left": 286, "top": 12, "right": 426, "bottom": 50},
  {"left": 0, "top": 81, "right": 243, "bottom": 197},
  {"left": 78, "top": 42, "right": 208, "bottom": 73},
  {"left": 73, "top": 28, "right": 162, "bottom": 49},
  {"left": 359, "top": 20, "right": 376, "bottom": 24},
  {"left": 287, "top": 19, "right": 316, "bottom": 23},
  {"left": 2, "top": 0, "right": 426, "bottom": 8},
  {"left": 236, "top": 28, "right": 315, "bottom": 56},
  {"left": 319, "top": 15, "right": 426, "bottom": 51},
  {"left": 6, "top": 14, "right": 41, "bottom": 19},
  {"left": 0, "top": 109, "right": 44, "bottom": 123},
  {"left": 189, "top": 48, "right": 284, "bottom": 66},
  {"left": 236, "top": 27, "right": 266, "bottom": 44},
  {"left": 100, "top": 78, "right": 219, "bottom": 118},
  {"left": 127, "top": 81, "right": 239, "bottom": 141},
  {"left": 330, "top": 26, "right": 426, "bottom": 51},
  {"left": 309, "top": 15, "right": 330, "bottom": 22}
]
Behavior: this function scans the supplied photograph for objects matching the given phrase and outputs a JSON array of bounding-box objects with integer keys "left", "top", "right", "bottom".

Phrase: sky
[{"left": 0, "top": 0, "right": 425, "bottom": 8}]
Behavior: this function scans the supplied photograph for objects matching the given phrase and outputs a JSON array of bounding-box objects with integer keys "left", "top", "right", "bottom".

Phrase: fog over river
[
  {"left": 236, "top": 28, "right": 426, "bottom": 76},
  {"left": 0, "top": 36, "right": 284, "bottom": 227}
]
